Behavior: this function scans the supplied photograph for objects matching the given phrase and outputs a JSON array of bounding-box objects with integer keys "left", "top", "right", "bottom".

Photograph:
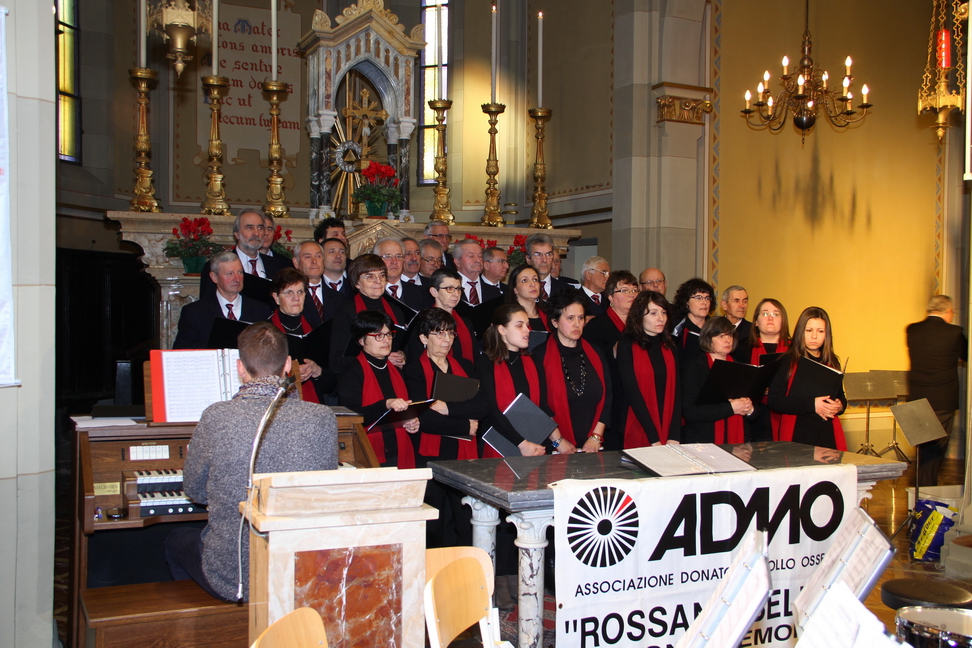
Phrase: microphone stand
[{"left": 236, "top": 375, "right": 294, "bottom": 601}]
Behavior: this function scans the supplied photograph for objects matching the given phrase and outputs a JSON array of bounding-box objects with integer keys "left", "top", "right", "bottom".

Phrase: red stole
[
  {"left": 356, "top": 354, "right": 415, "bottom": 468},
  {"left": 270, "top": 311, "right": 318, "bottom": 404},
  {"left": 623, "top": 342, "right": 677, "bottom": 447},
  {"left": 482, "top": 355, "right": 541, "bottom": 459},
  {"left": 537, "top": 308, "right": 550, "bottom": 331},
  {"left": 354, "top": 294, "right": 399, "bottom": 325},
  {"left": 417, "top": 353, "right": 478, "bottom": 460},
  {"left": 705, "top": 354, "right": 745, "bottom": 444},
  {"left": 776, "top": 360, "right": 847, "bottom": 451},
  {"left": 749, "top": 339, "right": 789, "bottom": 365},
  {"left": 542, "top": 338, "right": 606, "bottom": 445},
  {"left": 607, "top": 308, "right": 626, "bottom": 333},
  {"left": 451, "top": 310, "right": 474, "bottom": 361}
]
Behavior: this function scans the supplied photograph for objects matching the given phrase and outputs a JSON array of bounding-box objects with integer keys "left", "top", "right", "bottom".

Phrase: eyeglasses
[
  {"left": 359, "top": 272, "right": 387, "bottom": 283},
  {"left": 380, "top": 254, "right": 404, "bottom": 261},
  {"left": 690, "top": 294, "right": 711, "bottom": 302},
  {"left": 589, "top": 270, "right": 610, "bottom": 278},
  {"left": 530, "top": 251, "right": 554, "bottom": 259},
  {"left": 641, "top": 279, "right": 665, "bottom": 286},
  {"left": 614, "top": 288, "right": 639, "bottom": 296},
  {"left": 435, "top": 285, "right": 462, "bottom": 294},
  {"left": 429, "top": 330, "right": 456, "bottom": 339},
  {"left": 760, "top": 311, "right": 782, "bottom": 318},
  {"left": 421, "top": 256, "right": 443, "bottom": 265},
  {"left": 366, "top": 331, "right": 396, "bottom": 341},
  {"left": 279, "top": 289, "right": 305, "bottom": 298}
]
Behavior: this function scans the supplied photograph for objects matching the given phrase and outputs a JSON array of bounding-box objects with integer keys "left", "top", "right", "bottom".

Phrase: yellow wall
[{"left": 715, "top": 0, "right": 939, "bottom": 372}]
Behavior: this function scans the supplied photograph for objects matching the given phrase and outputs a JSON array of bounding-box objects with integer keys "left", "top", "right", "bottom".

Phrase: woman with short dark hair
[
  {"left": 671, "top": 278, "right": 715, "bottom": 366},
  {"left": 426, "top": 267, "right": 478, "bottom": 363},
  {"left": 268, "top": 268, "right": 325, "bottom": 402}
]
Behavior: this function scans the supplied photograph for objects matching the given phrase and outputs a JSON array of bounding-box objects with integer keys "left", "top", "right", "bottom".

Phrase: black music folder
[
  {"left": 528, "top": 330, "right": 549, "bottom": 352},
  {"left": 482, "top": 426, "right": 522, "bottom": 457},
  {"left": 696, "top": 359, "right": 779, "bottom": 406},
  {"left": 284, "top": 323, "right": 330, "bottom": 367},
  {"left": 504, "top": 393, "right": 558, "bottom": 444},
  {"left": 366, "top": 399, "right": 435, "bottom": 431},
  {"left": 432, "top": 372, "right": 480, "bottom": 403},
  {"left": 455, "top": 295, "right": 506, "bottom": 337},
  {"left": 789, "top": 356, "right": 844, "bottom": 401},
  {"left": 207, "top": 317, "right": 250, "bottom": 349}
]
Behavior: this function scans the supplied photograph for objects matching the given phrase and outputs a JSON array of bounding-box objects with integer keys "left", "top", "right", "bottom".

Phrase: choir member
[
  {"left": 534, "top": 290, "right": 611, "bottom": 453},
  {"left": 582, "top": 270, "right": 639, "bottom": 450},
  {"left": 338, "top": 310, "right": 418, "bottom": 468},
  {"left": 681, "top": 317, "right": 756, "bottom": 444},
  {"left": 734, "top": 298, "right": 791, "bottom": 364},
  {"left": 404, "top": 309, "right": 486, "bottom": 547},
  {"left": 426, "top": 267, "right": 478, "bottom": 363},
  {"left": 768, "top": 307, "right": 847, "bottom": 450},
  {"left": 616, "top": 291, "right": 681, "bottom": 448},
  {"left": 477, "top": 303, "right": 564, "bottom": 457},
  {"left": 505, "top": 263, "right": 550, "bottom": 332},
  {"left": 672, "top": 277, "right": 715, "bottom": 366},
  {"left": 328, "top": 254, "right": 408, "bottom": 374},
  {"left": 268, "top": 268, "right": 326, "bottom": 402}
]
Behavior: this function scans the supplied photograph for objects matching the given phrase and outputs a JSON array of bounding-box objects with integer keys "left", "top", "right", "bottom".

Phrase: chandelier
[
  {"left": 917, "top": 0, "right": 967, "bottom": 141},
  {"left": 741, "top": 0, "right": 871, "bottom": 140},
  {"left": 149, "top": 0, "right": 212, "bottom": 77}
]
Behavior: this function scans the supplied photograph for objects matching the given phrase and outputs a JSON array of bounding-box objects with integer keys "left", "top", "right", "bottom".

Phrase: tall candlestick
[
  {"left": 271, "top": 0, "right": 278, "bottom": 81},
  {"left": 437, "top": 4, "right": 443, "bottom": 99},
  {"left": 537, "top": 12, "right": 543, "bottom": 107},
  {"left": 139, "top": 0, "right": 147, "bottom": 68},
  {"left": 212, "top": 0, "right": 219, "bottom": 73},
  {"left": 491, "top": 5, "right": 497, "bottom": 104}
]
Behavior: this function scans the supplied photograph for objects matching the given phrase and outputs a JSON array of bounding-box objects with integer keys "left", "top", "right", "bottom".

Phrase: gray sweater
[{"left": 183, "top": 376, "right": 338, "bottom": 601}]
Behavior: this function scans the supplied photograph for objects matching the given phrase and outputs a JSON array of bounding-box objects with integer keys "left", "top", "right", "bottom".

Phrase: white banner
[{"left": 553, "top": 464, "right": 857, "bottom": 648}]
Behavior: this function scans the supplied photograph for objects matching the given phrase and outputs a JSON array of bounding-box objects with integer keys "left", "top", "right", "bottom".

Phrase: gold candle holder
[
  {"left": 128, "top": 68, "right": 161, "bottom": 213},
  {"left": 261, "top": 80, "right": 290, "bottom": 217},
  {"left": 428, "top": 99, "right": 454, "bottom": 223},
  {"left": 480, "top": 102, "right": 506, "bottom": 227},
  {"left": 528, "top": 107, "right": 553, "bottom": 229},
  {"left": 200, "top": 75, "right": 231, "bottom": 215}
]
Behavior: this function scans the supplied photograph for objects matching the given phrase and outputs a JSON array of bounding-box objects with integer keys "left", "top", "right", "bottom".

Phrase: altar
[{"left": 429, "top": 443, "right": 907, "bottom": 648}]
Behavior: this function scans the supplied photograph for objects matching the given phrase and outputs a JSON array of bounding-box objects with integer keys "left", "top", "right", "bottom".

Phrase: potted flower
[
  {"left": 352, "top": 161, "right": 401, "bottom": 217},
  {"left": 506, "top": 234, "right": 528, "bottom": 267},
  {"left": 270, "top": 225, "right": 294, "bottom": 259},
  {"left": 163, "top": 216, "right": 224, "bottom": 274}
]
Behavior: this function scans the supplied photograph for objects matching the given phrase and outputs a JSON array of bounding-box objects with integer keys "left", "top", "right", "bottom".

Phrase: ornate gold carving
[
  {"left": 481, "top": 103, "right": 506, "bottom": 227},
  {"left": 200, "top": 75, "right": 231, "bottom": 215},
  {"left": 410, "top": 24, "right": 425, "bottom": 41},
  {"left": 336, "top": 0, "right": 402, "bottom": 29},
  {"left": 312, "top": 10, "right": 331, "bottom": 31},
  {"left": 129, "top": 68, "right": 161, "bottom": 212},
  {"left": 429, "top": 99, "right": 454, "bottom": 223},
  {"left": 529, "top": 108, "right": 553, "bottom": 229},
  {"left": 262, "top": 80, "right": 291, "bottom": 217},
  {"left": 656, "top": 95, "right": 713, "bottom": 125}
]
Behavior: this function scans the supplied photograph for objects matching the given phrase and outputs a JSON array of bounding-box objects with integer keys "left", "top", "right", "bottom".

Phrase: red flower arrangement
[
  {"left": 270, "top": 225, "right": 295, "bottom": 259},
  {"left": 163, "top": 217, "right": 223, "bottom": 259},
  {"left": 352, "top": 161, "right": 402, "bottom": 209},
  {"left": 506, "top": 234, "right": 528, "bottom": 266}
]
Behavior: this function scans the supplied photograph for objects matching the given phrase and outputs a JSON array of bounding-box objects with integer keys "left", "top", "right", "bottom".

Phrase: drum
[{"left": 896, "top": 606, "right": 972, "bottom": 648}]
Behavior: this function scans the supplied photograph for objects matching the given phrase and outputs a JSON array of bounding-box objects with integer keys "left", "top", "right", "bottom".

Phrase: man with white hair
[
  {"left": 580, "top": 256, "right": 610, "bottom": 316},
  {"left": 720, "top": 285, "right": 751, "bottom": 340},
  {"left": 373, "top": 237, "right": 432, "bottom": 312}
]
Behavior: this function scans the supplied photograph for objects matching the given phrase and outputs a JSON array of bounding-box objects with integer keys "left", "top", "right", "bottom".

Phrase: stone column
[
  {"left": 509, "top": 509, "right": 555, "bottom": 648},
  {"left": 462, "top": 495, "right": 500, "bottom": 573},
  {"left": 398, "top": 118, "right": 416, "bottom": 219},
  {"left": 317, "top": 111, "right": 337, "bottom": 214},
  {"left": 307, "top": 118, "right": 322, "bottom": 219}
]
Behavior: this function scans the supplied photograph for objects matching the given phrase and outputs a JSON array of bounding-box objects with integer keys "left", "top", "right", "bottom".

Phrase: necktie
[
  {"left": 329, "top": 282, "right": 339, "bottom": 291},
  {"left": 405, "top": 278, "right": 415, "bottom": 284},
  {"left": 226, "top": 303, "right": 237, "bottom": 321},
  {"left": 388, "top": 285, "right": 399, "bottom": 299},
  {"left": 592, "top": 293, "right": 601, "bottom": 305},
  {"left": 310, "top": 285, "right": 325, "bottom": 320},
  {"left": 540, "top": 282, "right": 549, "bottom": 301},
  {"left": 468, "top": 281, "right": 480, "bottom": 306},
  {"left": 248, "top": 259, "right": 258, "bottom": 276}
]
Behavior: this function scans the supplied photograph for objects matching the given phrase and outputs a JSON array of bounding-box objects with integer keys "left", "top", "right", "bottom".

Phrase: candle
[
  {"left": 797, "top": 75, "right": 804, "bottom": 93},
  {"left": 757, "top": 82, "right": 764, "bottom": 96},
  {"left": 842, "top": 75, "right": 850, "bottom": 94},
  {"left": 538, "top": 12, "right": 543, "bottom": 107},
  {"left": 763, "top": 70, "right": 770, "bottom": 84},
  {"left": 822, "top": 71, "right": 828, "bottom": 89},
  {"left": 491, "top": 5, "right": 497, "bottom": 103},
  {"left": 938, "top": 29, "right": 952, "bottom": 68},
  {"left": 845, "top": 56, "right": 852, "bottom": 76},
  {"left": 213, "top": 0, "right": 219, "bottom": 73},
  {"left": 861, "top": 84, "right": 869, "bottom": 103},
  {"left": 782, "top": 56, "right": 789, "bottom": 76},
  {"left": 271, "top": 0, "right": 278, "bottom": 81},
  {"left": 767, "top": 96, "right": 774, "bottom": 116},
  {"left": 139, "top": 0, "right": 147, "bottom": 68},
  {"left": 744, "top": 90, "right": 751, "bottom": 109},
  {"left": 437, "top": 4, "right": 443, "bottom": 98},
  {"left": 845, "top": 92, "right": 852, "bottom": 111}
]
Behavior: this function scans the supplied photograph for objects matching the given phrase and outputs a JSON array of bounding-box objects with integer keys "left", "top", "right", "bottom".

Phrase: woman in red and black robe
[
  {"left": 616, "top": 291, "right": 681, "bottom": 448},
  {"left": 268, "top": 268, "right": 326, "bottom": 402},
  {"left": 505, "top": 264, "right": 550, "bottom": 332},
  {"left": 671, "top": 278, "right": 715, "bottom": 367},
  {"left": 768, "top": 307, "right": 847, "bottom": 450},
  {"left": 732, "top": 298, "right": 791, "bottom": 441},
  {"left": 682, "top": 317, "right": 758, "bottom": 444},
  {"left": 337, "top": 310, "right": 418, "bottom": 468},
  {"left": 406, "top": 267, "right": 479, "bottom": 364},
  {"left": 534, "top": 290, "right": 611, "bottom": 453}
]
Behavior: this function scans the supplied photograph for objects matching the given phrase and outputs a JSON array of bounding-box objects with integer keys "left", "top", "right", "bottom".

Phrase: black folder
[
  {"left": 528, "top": 330, "right": 549, "bottom": 352},
  {"left": 455, "top": 295, "right": 506, "bottom": 337},
  {"left": 504, "top": 393, "right": 558, "bottom": 444},
  {"left": 696, "top": 359, "right": 780, "bottom": 406},
  {"left": 789, "top": 356, "right": 844, "bottom": 400},
  {"left": 432, "top": 372, "right": 480, "bottom": 403},
  {"left": 366, "top": 399, "right": 435, "bottom": 431},
  {"left": 207, "top": 317, "right": 251, "bottom": 349},
  {"left": 482, "top": 426, "right": 522, "bottom": 457}
]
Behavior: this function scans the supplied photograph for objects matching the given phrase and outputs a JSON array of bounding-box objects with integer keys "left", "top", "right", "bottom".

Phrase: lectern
[{"left": 243, "top": 467, "right": 437, "bottom": 646}]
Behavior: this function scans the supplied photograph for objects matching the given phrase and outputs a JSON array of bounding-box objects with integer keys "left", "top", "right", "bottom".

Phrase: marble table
[{"left": 429, "top": 442, "right": 907, "bottom": 648}]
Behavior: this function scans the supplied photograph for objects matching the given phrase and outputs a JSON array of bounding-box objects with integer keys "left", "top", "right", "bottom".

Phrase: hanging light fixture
[
  {"left": 741, "top": 0, "right": 871, "bottom": 140},
  {"left": 149, "top": 0, "right": 211, "bottom": 77},
  {"left": 917, "top": 0, "right": 967, "bottom": 141}
]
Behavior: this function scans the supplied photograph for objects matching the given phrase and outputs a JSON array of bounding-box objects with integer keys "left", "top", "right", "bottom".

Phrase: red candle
[{"left": 938, "top": 29, "right": 952, "bottom": 68}]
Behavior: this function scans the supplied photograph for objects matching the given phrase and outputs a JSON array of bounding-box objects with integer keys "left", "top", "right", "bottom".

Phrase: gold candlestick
[
  {"left": 261, "top": 80, "right": 290, "bottom": 217},
  {"left": 128, "top": 68, "right": 161, "bottom": 212},
  {"left": 480, "top": 102, "right": 506, "bottom": 227},
  {"left": 528, "top": 107, "right": 553, "bottom": 229},
  {"left": 428, "top": 99, "right": 454, "bottom": 223},
  {"left": 200, "top": 75, "right": 231, "bottom": 215}
]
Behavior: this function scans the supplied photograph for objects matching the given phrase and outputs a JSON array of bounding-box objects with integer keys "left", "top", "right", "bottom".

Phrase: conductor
[{"left": 906, "top": 295, "right": 968, "bottom": 487}]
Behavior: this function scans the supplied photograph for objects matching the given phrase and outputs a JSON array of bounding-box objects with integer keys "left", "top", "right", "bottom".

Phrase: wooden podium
[{"left": 244, "top": 467, "right": 438, "bottom": 646}]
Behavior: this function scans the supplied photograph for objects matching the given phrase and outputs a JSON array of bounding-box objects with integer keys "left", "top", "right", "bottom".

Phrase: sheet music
[
  {"left": 162, "top": 350, "right": 224, "bottom": 422},
  {"left": 624, "top": 444, "right": 754, "bottom": 477},
  {"left": 795, "top": 581, "right": 894, "bottom": 648},
  {"left": 220, "top": 349, "right": 241, "bottom": 400}
]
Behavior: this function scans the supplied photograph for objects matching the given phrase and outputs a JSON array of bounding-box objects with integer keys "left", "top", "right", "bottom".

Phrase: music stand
[
  {"left": 889, "top": 398, "right": 948, "bottom": 540},
  {"left": 877, "top": 370, "right": 910, "bottom": 462},
  {"left": 844, "top": 371, "right": 896, "bottom": 457}
]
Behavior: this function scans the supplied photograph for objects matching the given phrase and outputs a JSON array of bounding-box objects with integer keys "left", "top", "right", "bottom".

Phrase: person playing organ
[
  {"left": 476, "top": 303, "right": 564, "bottom": 457},
  {"left": 267, "top": 268, "right": 327, "bottom": 402},
  {"left": 671, "top": 277, "right": 715, "bottom": 366},
  {"left": 534, "top": 290, "right": 612, "bottom": 453},
  {"left": 681, "top": 316, "right": 757, "bottom": 444},
  {"left": 768, "top": 306, "right": 847, "bottom": 450},
  {"left": 616, "top": 291, "right": 681, "bottom": 448},
  {"left": 337, "top": 310, "right": 419, "bottom": 468},
  {"left": 505, "top": 263, "right": 550, "bottom": 332}
]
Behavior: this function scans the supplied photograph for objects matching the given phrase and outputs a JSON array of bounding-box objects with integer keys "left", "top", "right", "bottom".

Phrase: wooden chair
[
  {"left": 424, "top": 556, "right": 513, "bottom": 648},
  {"left": 426, "top": 546, "right": 495, "bottom": 596},
  {"left": 250, "top": 607, "right": 328, "bottom": 648}
]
